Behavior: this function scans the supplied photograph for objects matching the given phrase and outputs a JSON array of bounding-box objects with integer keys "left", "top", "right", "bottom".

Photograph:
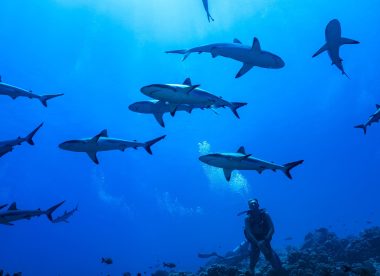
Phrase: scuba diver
[{"left": 243, "top": 199, "right": 283, "bottom": 275}]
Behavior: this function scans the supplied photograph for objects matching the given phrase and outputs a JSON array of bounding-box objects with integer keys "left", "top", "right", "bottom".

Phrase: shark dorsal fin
[
  {"left": 376, "top": 104, "right": 380, "bottom": 109},
  {"left": 252, "top": 37, "right": 261, "bottom": 52},
  {"left": 233, "top": 38, "right": 242, "bottom": 44},
  {"left": 237, "top": 146, "right": 246, "bottom": 154},
  {"left": 183, "top": 78, "right": 192, "bottom": 86},
  {"left": 90, "top": 129, "right": 108, "bottom": 143},
  {"left": 8, "top": 202, "right": 17, "bottom": 210}
]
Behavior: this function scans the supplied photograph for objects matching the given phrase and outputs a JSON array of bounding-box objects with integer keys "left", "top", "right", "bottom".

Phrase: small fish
[
  {"left": 163, "top": 262, "right": 176, "bottom": 269},
  {"left": 101, "top": 257, "right": 113, "bottom": 265}
]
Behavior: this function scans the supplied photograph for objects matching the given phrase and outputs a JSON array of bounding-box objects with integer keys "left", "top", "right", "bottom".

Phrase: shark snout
[
  {"left": 128, "top": 103, "right": 140, "bottom": 112},
  {"left": 140, "top": 85, "right": 157, "bottom": 96},
  {"left": 273, "top": 56, "right": 285, "bottom": 68},
  {"left": 199, "top": 155, "right": 212, "bottom": 164}
]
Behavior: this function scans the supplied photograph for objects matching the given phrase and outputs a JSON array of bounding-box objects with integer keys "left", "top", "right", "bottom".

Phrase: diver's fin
[
  {"left": 8, "top": 202, "right": 17, "bottom": 211},
  {"left": 237, "top": 146, "right": 246, "bottom": 154},
  {"left": 283, "top": 160, "right": 304, "bottom": 179},
  {"left": 251, "top": 37, "right": 261, "bottom": 52},
  {"left": 183, "top": 78, "right": 192, "bottom": 86},
  {"left": 86, "top": 151, "right": 99, "bottom": 164},
  {"left": 90, "top": 129, "right": 108, "bottom": 143},
  {"left": 233, "top": 38, "right": 242, "bottom": 44},
  {"left": 312, "top": 43, "right": 328, "bottom": 58},
  {"left": 235, "top": 63, "right": 254, "bottom": 78},
  {"left": 223, "top": 168, "right": 233, "bottom": 182},
  {"left": 340, "top": 37, "right": 360, "bottom": 45},
  {"left": 153, "top": 113, "right": 165, "bottom": 128},
  {"left": 143, "top": 135, "right": 166, "bottom": 155}
]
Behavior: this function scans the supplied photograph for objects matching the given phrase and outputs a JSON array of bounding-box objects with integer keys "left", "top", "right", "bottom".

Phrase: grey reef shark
[
  {"left": 59, "top": 129, "right": 166, "bottom": 164},
  {"left": 355, "top": 104, "right": 380, "bottom": 134},
  {"left": 0, "top": 201, "right": 65, "bottom": 226},
  {"left": 0, "top": 123, "right": 43, "bottom": 159},
  {"left": 129, "top": 100, "right": 193, "bottom": 128},
  {"left": 166, "top": 37, "right": 285, "bottom": 78},
  {"left": 52, "top": 204, "right": 78, "bottom": 223},
  {"left": 199, "top": 146, "right": 303, "bottom": 181},
  {"left": 139, "top": 77, "right": 247, "bottom": 122},
  {"left": 0, "top": 76, "right": 63, "bottom": 107},
  {"left": 202, "top": 0, "right": 214, "bottom": 22},
  {"left": 312, "top": 19, "right": 359, "bottom": 78}
]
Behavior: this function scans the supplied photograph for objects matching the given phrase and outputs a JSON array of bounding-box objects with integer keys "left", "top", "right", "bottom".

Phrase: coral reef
[{"left": 152, "top": 227, "right": 380, "bottom": 276}]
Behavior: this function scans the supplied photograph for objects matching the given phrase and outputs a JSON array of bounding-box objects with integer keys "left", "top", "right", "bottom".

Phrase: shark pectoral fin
[
  {"left": 237, "top": 146, "right": 246, "bottom": 154},
  {"left": 236, "top": 63, "right": 254, "bottom": 78},
  {"left": 10, "top": 95, "right": 18, "bottom": 100},
  {"left": 340, "top": 37, "right": 360, "bottom": 45},
  {"left": 86, "top": 151, "right": 99, "bottom": 164},
  {"left": 312, "top": 43, "right": 328, "bottom": 58},
  {"left": 251, "top": 37, "right": 261, "bottom": 52},
  {"left": 0, "top": 218, "right": 14, "bottom": 226},
  {"left": 183, "top": 78, "right": 192, "bottom": 86},
  {"left": 170, "top": 105, "right": 177, "bottom": 117},
  {"left": 223, "top": 169, "right": 233, "bottom": 182},
  {"left": 184, "top": 84, "right": 200, "bottom": 94},
  {"left": 233, "top": 38, "right": 242, "bottom": 44},
  {"left": 210, "top": 47, "right": 219, "bottom": 58},
  {"left": 238, "top": 154, "right": 252, "bottom": 161},
  {"left": 154, "top": 113, "right": 165, "bottom": 128}
]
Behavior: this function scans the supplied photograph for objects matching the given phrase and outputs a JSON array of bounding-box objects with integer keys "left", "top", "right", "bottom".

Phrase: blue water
[{"left": 0, "top": 0, "right": 379, "bottom": 275}]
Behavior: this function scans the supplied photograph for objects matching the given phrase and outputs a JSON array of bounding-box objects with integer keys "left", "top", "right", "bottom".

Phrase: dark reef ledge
[{"left": 153, "top": 227, "right": 380, "bottom": 276}]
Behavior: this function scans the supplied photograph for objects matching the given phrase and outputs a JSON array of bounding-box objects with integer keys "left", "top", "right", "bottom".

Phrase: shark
[
  {"left": 354, "top": 104, "right": 380, "bottom": 134},
  {"left": 129, "top": 99, "right": 246, "bottom": 127},
  {"left": 140, "top": 78, "right": 247, "bottom": 119},
  {"left": 199, "top": 146, "right": 303, "bottom": 181},
  {"left": 202, "top": 0, "right": 214, "bottom": 22},
  {"left": 59, "top": 129, "right": 166, "bottom": 164},
  {"left": 0, "top": 76, "right": 63, "bottom": 107},
  {"left": 52, "top": 204, "right": 78, "bottom": 223},
  {"left": 129, "top": 100, "right": 194, "bottom": 127},
  {"left": 166, "top": 37, "right": 285, "bottom": 78},
  {"left": 0, "top": 123, "right": 44, "bottom": 159},
  {"left": 312, "top": 19, "right": 359, "bottom": 78},
  {"left": 0, "top": 201, "right": 65, "bottom": 226}
]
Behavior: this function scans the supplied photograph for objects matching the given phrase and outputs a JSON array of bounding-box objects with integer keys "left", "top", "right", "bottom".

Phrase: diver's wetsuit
[{"left": 244, "top": 209, "right": 282, "bottom": 274}]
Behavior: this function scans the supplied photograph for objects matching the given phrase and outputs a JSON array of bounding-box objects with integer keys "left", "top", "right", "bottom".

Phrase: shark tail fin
[
  {"left": 229, "top": 102, "right": 247, "bottom": 119},
  {"left": 144, "top": 135, "right": 166, "bottom": 155},
  {"left": 165, "top": 49, "right": 190, "bottom": 61},
  {"left": 46, "top": 200, "right": 65, "bottom": 221},
  {"left": 25, "top": 123, "right": 44, "bottom": 145},
  {"left": 39, "top": 93, "right": 64, "bottom": 107},
  {"left": 354, "top": 124, "right": 367, "bottom": 135},
  {"left": 283, "top": 160, "right": 304, "bottom": 179}
]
